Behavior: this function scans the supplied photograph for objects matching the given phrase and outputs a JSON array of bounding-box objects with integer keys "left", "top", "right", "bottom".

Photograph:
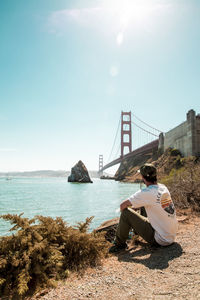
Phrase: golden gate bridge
[{"left": 99, "top": 111, "right": 163, "bottom": 174}]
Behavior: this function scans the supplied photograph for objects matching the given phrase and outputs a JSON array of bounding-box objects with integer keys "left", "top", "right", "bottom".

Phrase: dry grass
[
  {"left": 161, "top": 157, "right": 200, "bottom": 211},
  {"left": 0, "top": 215, "right": 110, "bottom": 299}
]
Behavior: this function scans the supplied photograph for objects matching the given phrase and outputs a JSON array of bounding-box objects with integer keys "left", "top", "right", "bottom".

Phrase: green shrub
[
  {"left": 169, "top": 148, "right": 182, "bottom": 157},
  {"left": 0, "top": 214, "right": 110, "bottom": 298}
]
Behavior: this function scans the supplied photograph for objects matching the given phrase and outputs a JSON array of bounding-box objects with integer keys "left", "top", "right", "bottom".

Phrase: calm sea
[{"left": 0, "top": 177, "right": 140, "bottom": 236}]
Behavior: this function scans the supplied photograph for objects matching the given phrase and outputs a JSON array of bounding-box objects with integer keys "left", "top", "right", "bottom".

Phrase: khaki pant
[{"left": 115, "top": 207, "right": 158, "bottom": 246}]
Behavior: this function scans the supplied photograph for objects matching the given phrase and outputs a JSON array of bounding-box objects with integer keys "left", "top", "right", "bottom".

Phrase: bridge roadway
[{"left": 100, "top": 139, "right": 159, "bottom": 172}]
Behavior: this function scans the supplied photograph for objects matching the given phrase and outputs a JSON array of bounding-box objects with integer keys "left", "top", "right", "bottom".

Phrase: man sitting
[{"left": 109, "top": 164, "right": 178, "bottom": 253}]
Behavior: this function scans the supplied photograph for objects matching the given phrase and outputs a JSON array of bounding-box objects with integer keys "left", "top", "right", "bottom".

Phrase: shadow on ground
[{"left": 117, "top": 241, "right": 183, "bottom": 270}]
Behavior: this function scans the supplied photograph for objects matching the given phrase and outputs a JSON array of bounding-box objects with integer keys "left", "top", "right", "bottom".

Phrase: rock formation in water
[{"left": 68, "top": 160, "right": 93, "bottom": 183}]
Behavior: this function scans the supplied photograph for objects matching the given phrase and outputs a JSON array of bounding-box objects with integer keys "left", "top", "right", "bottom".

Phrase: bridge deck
[{"left": 100, "top": 139, "right": 159, "bottom": 172}]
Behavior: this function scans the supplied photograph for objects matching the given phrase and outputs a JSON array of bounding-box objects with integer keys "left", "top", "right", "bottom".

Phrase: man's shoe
[{"left": 109, "top": 243, "right": 128, "bottom": 253}]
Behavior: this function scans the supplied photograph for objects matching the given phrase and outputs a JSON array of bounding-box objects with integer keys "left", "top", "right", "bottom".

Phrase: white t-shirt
[{"left": 128, "top": 183, "right": 178, "bottom": 246}]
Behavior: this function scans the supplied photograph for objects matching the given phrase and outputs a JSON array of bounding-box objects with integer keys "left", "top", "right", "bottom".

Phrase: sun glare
[
  {"left": 103, "top": 0, "right": 155, "bottom": 25},
  {"left": 102, "top": 0, "right": 158, "bottom": 45}
]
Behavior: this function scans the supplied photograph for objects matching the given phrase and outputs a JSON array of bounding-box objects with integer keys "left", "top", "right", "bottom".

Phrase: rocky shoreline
[{"left": 31, "top": 212, "right": 200, "bottom": 300}]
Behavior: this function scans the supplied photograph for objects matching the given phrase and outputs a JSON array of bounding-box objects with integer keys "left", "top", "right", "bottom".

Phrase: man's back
[{"left": 129, "top": 183, "right": 178, "bottom": 246}]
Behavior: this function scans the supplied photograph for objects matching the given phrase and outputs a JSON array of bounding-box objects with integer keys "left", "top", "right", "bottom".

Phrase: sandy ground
[{"left": 31, "top": 214, "right": 200, "bottom": 300}]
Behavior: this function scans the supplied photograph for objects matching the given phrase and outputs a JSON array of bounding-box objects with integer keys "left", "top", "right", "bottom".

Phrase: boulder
[
  {"left": 95, "top": 217, "right": 119, "bottom": 242},
  {"left": 68, "top": 160, "right": 93, "bottom": 183}
]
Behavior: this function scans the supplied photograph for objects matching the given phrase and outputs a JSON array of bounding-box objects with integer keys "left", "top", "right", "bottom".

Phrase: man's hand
[{"left": 120, "top": 199, "right": 132, "bottom": 211}]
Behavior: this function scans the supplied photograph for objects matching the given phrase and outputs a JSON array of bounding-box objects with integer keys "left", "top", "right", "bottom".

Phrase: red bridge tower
[
  {"left": 99, "top": 154, "right": 103, "bottom": 176},
  {"left": 121, "top": 111, "right": 132, "bottom": 157}
]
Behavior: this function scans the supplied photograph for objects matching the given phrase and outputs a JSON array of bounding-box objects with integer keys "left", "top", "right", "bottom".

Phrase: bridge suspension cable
[
  {"left": 107, "top": 116, "right": 121, "bottom": 163},
  {"left": 131, "top": 112, "right": 163, "bottom": 133},
  {"left": 114, "top": 143, "right": 121, "bottom": 159},
  {"left": 131, "top": 121, "right": 159, "bottom": 137}
]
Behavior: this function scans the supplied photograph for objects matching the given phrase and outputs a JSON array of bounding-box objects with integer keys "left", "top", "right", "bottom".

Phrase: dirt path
[{"left": 32, "top": 215, "right": 200, "bottom": 300}]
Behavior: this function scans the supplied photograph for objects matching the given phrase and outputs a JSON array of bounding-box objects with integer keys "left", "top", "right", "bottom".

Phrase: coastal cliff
[
  {"left": 114, "top": 148, "right": 184, "bottom": 182},
  {"left": 115, "top": 151, "right": 157, "bottom": 181}
]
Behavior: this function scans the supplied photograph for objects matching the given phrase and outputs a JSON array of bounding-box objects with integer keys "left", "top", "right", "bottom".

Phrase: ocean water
[{"left": 0, "top": 177, "right": 140, "bottom": 236}]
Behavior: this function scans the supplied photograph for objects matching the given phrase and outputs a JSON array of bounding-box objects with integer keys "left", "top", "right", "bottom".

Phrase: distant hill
[
  {"left": 0, "top": 170, "right": 110, "bottom": 178},
  {"left": 0, "top": 170, "right": 69, "bottom": 178}
]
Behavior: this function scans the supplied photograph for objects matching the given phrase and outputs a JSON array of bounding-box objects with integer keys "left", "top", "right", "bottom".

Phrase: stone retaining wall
[{"left": 159, "top": 109, "right": 200, "bottom": 157}]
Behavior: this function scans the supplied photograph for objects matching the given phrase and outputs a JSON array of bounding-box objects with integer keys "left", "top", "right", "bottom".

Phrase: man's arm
[
  {"left": 120, "top": 199, "right": 132, "bottom": 211},
  {"left": 120, "top": 189, "right": 149, "bottom": 211},
  {"left": 120, "top": 197, "right": 143, "bottom": 212}
]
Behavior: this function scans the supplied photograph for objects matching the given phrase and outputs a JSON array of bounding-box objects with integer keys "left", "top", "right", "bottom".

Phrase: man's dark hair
[
  {"left": 143, "top": 175, "right": 157, "bottom": 183},
  {"left": 140, "top": 164, "right": 157, "bottom": 183}
]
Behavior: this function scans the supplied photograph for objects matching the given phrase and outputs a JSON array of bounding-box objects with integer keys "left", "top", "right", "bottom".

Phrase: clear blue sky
[{"left": 0, "top": 0, "right": 200, "bottom": 172}]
